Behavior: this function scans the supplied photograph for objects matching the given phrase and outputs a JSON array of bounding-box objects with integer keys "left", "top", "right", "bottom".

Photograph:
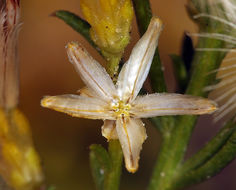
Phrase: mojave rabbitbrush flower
[{"left": 41, "top": 17, "right": 217, "bottom": 173}]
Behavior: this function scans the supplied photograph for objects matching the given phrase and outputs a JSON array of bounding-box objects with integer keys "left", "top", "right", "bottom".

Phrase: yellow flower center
[{"left": 111, "top": 100, "right": 131, "bottom": 117}]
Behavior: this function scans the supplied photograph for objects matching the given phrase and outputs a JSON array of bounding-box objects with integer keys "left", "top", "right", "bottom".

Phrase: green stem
[
  {"left": 148, "top": 27, "right": 226, "bottom": 190},
  {"left": 170, "top": 54, "right": 188, "bottom": 92},
  {"left": 101, "top": 52, "right": 122, "bottom": 80},
  {"left": 104, "top": 141, "right": 123, "bottom": 190},
  {"left": 148, "top": 116, "right": 196, "bottom": 190}
]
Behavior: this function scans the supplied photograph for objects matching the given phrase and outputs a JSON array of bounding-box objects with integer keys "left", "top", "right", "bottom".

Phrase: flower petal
[
  {"left": 66, "top": 42, "right": 116, "bottom": 101},
  {"left": 77, "top": 87, "right": 98, "bottom": 98},
  {"left": 116, "top": 117, "right": 147, "bottom": 173},
  {"left": 41, "top": 94, "right": 115, "bottom": 120},
  {"left": 117, "top": 17, "right": 163, "bottom": 102},
  {"left": 130, "top": 93, "right": 217, "bottom": 118},
  {"left": 101, "top": 120, "right": 118, "bottom": 140}
]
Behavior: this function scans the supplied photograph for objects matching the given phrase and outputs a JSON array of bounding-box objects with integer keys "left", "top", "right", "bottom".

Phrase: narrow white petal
[
  {"left": 117, "top": 17, "right": 163, "bottom": 102},
  {"left": 77, "top": 87, "right": 98, "bottom": 98},
  {"left": 116, "top": 117, "right": 147, "bottom": 173},
  {"left": 130, "top": 94, "right": 217, "bottom": 118},
  {"left": 66, "top": 42, "right": 116, "bottom": 101},
  {"left": 101, "top": 120, "right": 118, "bottom": 140},
  {"left": 41, "top": 94, "right": 115, "bottom": 120}
]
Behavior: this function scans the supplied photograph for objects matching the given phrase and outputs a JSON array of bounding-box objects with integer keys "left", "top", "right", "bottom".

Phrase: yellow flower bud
[
  {"left": 0, "top": 109, "right": 43, "bottom": 190},
  {"left": 80, "top": 0, "right": 134, "bottom": 76}
]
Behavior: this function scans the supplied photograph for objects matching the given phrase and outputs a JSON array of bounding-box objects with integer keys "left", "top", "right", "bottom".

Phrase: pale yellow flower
[{"left": 41, "top": 17, "right": 217, "bottom": 173}]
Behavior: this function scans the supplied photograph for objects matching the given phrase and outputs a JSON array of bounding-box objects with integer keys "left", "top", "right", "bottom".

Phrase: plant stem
[
  {"left": 104, "top": 140, "right": 123, "bottom": 190},
  {"left": 148, "top": 27, "right": 226, "bottom": 190},
  {"left": 148, "top": 115, "right": 196, "bottom": 190}
]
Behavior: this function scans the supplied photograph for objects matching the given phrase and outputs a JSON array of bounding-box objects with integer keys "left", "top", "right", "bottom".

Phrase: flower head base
[
  {"left": 41, "top": 17, "right": 217, "bottom": 173},
  {"left": 0, "top": 109, "right": 43, "bottom": 190}
]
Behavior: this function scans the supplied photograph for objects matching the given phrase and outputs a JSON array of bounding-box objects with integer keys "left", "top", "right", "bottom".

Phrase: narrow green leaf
[
  {"left": 170, "top": 122, "right": 236, "bottom": 190},
  {"left": 181, "top": 121, "right": 236, "bottom": 173},
  {"left": 89, "top": 144, "right": 112, "bottom": 190},
  {"left": 89, "top": 142, "right": 122, "bottom": 190},
  {"left": 170, "top": 54, "right": 188, "bottom": 92},
  {"left": 52, "top": 10, "right": 97, "bottom": 50}
]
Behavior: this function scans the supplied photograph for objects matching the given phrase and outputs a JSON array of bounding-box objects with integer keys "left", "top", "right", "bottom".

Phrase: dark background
[{"left": 18, "top": 0, "right": 236, "bottom": 189}]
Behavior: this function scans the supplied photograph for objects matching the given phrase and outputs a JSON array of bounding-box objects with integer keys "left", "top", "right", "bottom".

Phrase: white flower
[{"left": 41, "top": 17, "right": 217, "bottom": 173}]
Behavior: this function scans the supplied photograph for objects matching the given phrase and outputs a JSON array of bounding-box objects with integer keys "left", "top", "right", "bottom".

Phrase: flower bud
[{"left": 80, "top": 0, "right": 134, "bottom": 76}]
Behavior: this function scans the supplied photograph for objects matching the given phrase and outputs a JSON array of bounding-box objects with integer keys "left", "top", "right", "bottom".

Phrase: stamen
[{"left": 111, "top": 99, "right": 131, "bottom": 117}]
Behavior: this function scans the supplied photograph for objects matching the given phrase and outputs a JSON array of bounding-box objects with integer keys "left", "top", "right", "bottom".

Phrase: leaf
[
  {"left": 181, "top": 120, "right": 236, "bottom": 172},
  {"left": 89, "top": 144, "right": 112, "bottom": 190},
  {"left": 170, "top": 54, "right": 188, "bottom": 93},
  {"left": 170, "top": 121, "right": 236, "bottom": 190},
  {"left": 52, "top": 10, "right": 97, "bottom": 50},
  {"left": 89, "top": 141, "right": 123, "bottom": 190}
]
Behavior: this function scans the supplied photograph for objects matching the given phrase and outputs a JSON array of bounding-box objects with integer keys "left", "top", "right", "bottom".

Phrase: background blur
[{"left": 18, "top": 0, "right": 236, "bottom": 189}]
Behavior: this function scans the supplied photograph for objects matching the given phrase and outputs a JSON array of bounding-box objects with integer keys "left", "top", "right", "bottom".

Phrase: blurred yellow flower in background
[
  {"left": 0, "top": 0, "right": 43, "bottom": 189},
  {"left": 0, "top": 109, "right": 43, "bottom": 190}
]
